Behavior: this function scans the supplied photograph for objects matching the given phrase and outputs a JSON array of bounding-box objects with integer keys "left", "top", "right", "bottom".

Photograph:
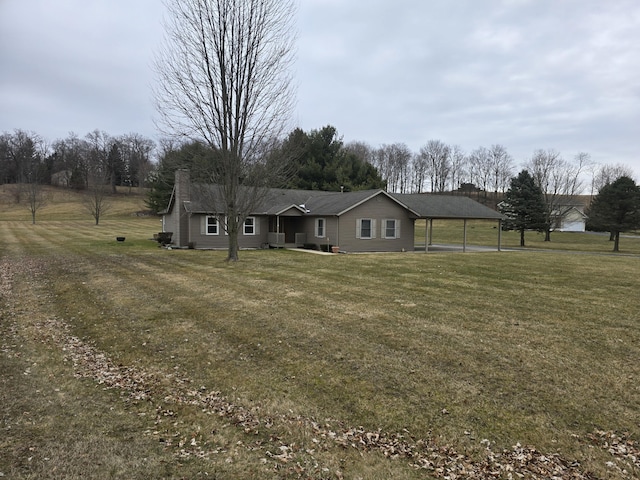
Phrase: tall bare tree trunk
[{"left": 154, "top": 0, "right": 297, "bottom": 262}]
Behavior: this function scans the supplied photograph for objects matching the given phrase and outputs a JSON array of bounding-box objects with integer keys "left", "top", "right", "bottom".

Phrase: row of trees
[
  {"left": 1, "top": 129, "right": 156, "bottom": 224},
  {"left": 145, "top": 125, "right": 387, "bottom": 214},
  {"left": 501, "top": 170, "right": 640, "bottom": 251},
  {"left": 345, "top": 140, "right": 511, "bottom": 195},
  {"left": 348, "top": 139, "right": 635, "bottom": 201},
  {"left": 0, "top": 129, "right": 155, "bottom": 192}
]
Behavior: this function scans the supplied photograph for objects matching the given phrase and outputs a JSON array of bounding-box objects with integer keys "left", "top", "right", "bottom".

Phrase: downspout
[{"left": 498, "top": 219, "right": 502, "bottom": 251}]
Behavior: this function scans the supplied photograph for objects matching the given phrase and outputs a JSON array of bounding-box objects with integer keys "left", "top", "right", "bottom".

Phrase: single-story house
[{"left": 161, "top": 169, "right": 504, "bottom": 252}]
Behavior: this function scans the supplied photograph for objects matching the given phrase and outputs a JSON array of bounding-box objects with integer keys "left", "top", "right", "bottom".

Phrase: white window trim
[
  {"left": 382, "top": 218, "right": 400, "bottom": 239},
  {"left": 243, "top": 216, "right": 256, "bottom": 235},
  {"left": 205, "top": 215, "right": 219, "bottom": 235},
  {"left": 315, "top": 218, "right": 326, "bottom": 238},
  {"left": 356, "top": 218, "right": 376, "bottom": 239}
]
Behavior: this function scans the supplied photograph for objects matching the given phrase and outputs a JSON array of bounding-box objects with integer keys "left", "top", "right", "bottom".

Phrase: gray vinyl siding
[
  {"left": 162, "top": 209, "right": 178, "bottom": 242},
  {"left": 337, "top": 195, "right": 415, "bottom": 252},
  {"left": 187, "top": 215, "right": 269, "bottom": 249},
  {"left": 297, "top": 216, "right": 339, "bottom": 248}
]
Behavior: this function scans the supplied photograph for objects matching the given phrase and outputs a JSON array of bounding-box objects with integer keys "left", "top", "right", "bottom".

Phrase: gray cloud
[{"left": 1, "top": 0, "right": 638, "bottom": 176}]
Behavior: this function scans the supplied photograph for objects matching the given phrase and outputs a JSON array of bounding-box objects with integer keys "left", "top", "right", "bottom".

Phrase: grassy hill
[
  {"left": 1, "top": 185, "right": 639, "bottom": 478},
  {"left": 0, "top": 184, "right": 151, "bottom": 221}
]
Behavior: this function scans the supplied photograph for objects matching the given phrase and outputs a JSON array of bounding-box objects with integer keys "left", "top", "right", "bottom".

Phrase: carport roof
[{"left": 390, "top": 193, "right": 504, "bottom": 220}]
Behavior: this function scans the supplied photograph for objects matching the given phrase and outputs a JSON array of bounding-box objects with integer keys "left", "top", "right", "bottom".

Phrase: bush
[{"left": 154, "top": 232, "right": 173, "bottom": 246}]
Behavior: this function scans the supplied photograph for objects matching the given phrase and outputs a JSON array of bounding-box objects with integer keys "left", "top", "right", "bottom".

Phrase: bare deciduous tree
[
  {"left": 419, "top": 140, "right": 451, "bottom": 193},
  {"left": 527, "top": 149, "right": 587, "bottom": 241},
  {"left": 154, "top": 0, "right": 297, "bottom": 261},
  {"left": 343, "top": 141, "right": 375, "bottom": 169},
  {"left": 468, "top": 146, "right": 491, "bottom": 199},
  {"left": 591, "top": 162, "right": 635, "bottom": 195},
  {"left": 83, "top": 170, "right": 112, "bottom": 225},
  {"left": 118, "top": 133, "right": 155, "bottom": 192},
  {"left": 374, "top": 143, "right": 412, "bottom": 193},
  {"left": 487, "top": 144, "right": 514, "bottom": 195},
  {"left": 448, "top": 145, "right": 467, "bottom": 192},
  {"left": 25, "top": 136, "right": 50, "bottom": 224},
  {"left": 411, "top": 148, "right": 429, "bottom": 193}
]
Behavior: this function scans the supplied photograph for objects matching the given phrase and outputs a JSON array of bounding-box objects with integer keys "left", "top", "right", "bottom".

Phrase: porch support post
[
  {"left": 277, "top": 215, "right": 281, "bottom": 247},
  {"left": 429, "top": 218, "right": 433, "bottom": 246},
  {"left": 425, "top": 219, "right": 429, "bottom": 252},
  {"left": 463, "top": 218, "right": 467, "bottom": 253}
]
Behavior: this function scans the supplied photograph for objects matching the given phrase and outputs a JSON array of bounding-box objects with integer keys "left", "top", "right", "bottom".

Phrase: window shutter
[
  {"left": 396, "top": 219, "right": 400, "bottom": 238},
  {"left": 200, "top": 216, "right": 206, "bottom": 235},
  {"left": 371, "top": 219, "right": 377, "bottom": 238},
  {"left": 355, "top": 218, "right": 361, "bottom": 239},
  {"left": 254, "top": 217, "right": 260, "bottom": 235}
]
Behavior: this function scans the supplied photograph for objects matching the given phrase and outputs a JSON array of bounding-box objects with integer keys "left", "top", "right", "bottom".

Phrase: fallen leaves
[
  {"left": 6, "top": 308, "right": 638, "bottom": 478},
  {"left": 2, "top": 256, "right": 639, "bottom": 479}
]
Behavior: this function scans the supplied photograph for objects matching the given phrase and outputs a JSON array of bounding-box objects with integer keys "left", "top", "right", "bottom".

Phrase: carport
[{"left": 390, "top": 193, "right": 504, "bottom": 252}]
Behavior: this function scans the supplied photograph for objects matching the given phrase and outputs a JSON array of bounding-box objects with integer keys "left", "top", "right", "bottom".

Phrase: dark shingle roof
[
  {"left": 183, "top": 183, "right": 503, "bottom": 220},
  {"left": 390, "top": 193, "right": 504, "bottom": 220}
]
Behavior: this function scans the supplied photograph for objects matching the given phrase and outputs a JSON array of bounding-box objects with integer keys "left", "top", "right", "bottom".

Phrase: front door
[{"left": 282, "top": 217, "right": 299, "bottom": 243}]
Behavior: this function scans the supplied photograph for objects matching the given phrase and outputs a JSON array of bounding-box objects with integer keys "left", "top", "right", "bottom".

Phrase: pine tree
[
  {"left": 500, "top": 170, "right": 547, "bottom": 247},
  {"left": 586, "top": 176, "right": 640, "bottom": 252}
]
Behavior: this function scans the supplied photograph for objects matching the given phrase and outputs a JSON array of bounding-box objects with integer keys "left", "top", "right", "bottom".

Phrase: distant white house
[{"left": 551, "top": 197, "right": 590, "bottom": 232}]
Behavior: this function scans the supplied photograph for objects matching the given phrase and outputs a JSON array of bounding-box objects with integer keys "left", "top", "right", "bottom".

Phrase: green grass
[
  {"left": 1, "top": 187, "right": 640, "bottom": 478},
  {"left": 416, "top": 218, "right": 640, "bottom": 254}
]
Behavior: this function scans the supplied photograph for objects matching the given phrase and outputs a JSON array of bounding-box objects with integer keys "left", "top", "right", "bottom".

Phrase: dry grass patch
[
  {"left": 2, "top": 214, "right": 640, "bottom": 478},
  {"left": 0, "top": 184, "right": 150, "bottom": 221}
]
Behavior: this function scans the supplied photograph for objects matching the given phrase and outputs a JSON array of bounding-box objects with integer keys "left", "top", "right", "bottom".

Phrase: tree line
[
  {"left": 501, "top": 169, "right": 640, "bottom": 251},
  {"left": 0, "top": 129, "right": 155, "bottom": 193},
  {"left": 4, "top": 126, "right": 636, "bottom": 218},
  {"left": 0, "top": 129, "right": 156, "bottom": 224},
  {"left": 3, "top": 125, "right": 638, "bottom": 249}
]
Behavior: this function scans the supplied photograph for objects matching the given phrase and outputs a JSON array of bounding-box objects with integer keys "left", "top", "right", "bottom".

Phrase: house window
[
  {"left": 315, "top": 218, "right": 325, "bottom": 238},
  {"left": 244, "top": 216, "right": 256, "bottom": 235},
  {"left": 357, "top": 218, "right": 374, "bottom": 239},
  {"left": 206, "top": 216, "right": 219, "bottom": 235},
  {"left": 383, "top": 219, "right": 400, "bottom": 239}
]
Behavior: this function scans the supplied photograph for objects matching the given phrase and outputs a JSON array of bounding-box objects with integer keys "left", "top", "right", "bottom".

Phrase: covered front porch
[{"left": 267, "top": 215, "right": 307, "bottom": 248}]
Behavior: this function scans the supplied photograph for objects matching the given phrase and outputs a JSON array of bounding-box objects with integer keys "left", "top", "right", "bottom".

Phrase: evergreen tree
[
  {"left": 282, "top": 126, "right": 385, "bottom": 191},
  {"left": 586, "top": 176, "right": 640, "bottom": 252},
  {"left": 500, "top": 170, "right": 547, "bottom": 247},
  {"left": 145, "top": 141, "right": 219, "bottom": 214}
]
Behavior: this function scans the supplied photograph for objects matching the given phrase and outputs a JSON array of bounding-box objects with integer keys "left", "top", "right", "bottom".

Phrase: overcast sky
[{"left": 1, "top": 0, "right": 639, "bottom": 177}]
